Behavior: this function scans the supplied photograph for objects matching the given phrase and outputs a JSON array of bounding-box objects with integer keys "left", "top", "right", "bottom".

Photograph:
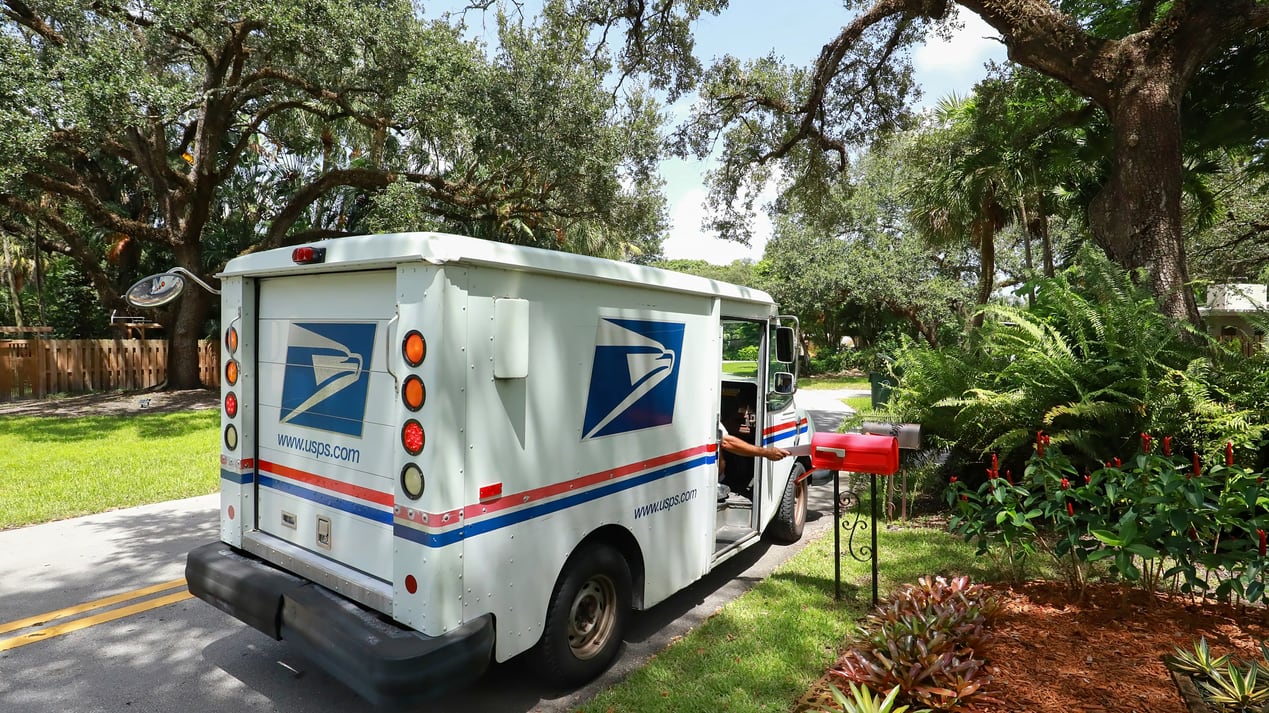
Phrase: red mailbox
[{"left": 810, "top": 432, "right": 899, "bottom": 475}]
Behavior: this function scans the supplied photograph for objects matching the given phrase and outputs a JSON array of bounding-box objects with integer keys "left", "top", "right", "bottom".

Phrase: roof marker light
[{"left": 292, "top": 246, "right": 326, "bottom": 265}]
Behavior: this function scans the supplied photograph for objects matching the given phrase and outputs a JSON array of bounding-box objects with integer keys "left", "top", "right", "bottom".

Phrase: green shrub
[
  {"left": 947, "top": 433, "right": 1269, "bottom": 603},
  {"left": 809, "top": 350, "right": 848, "bottom": 375}
]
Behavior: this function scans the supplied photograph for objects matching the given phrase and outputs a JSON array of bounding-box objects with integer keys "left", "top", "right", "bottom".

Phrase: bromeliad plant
[
  {"left": 948, "top": 431, "right": 1269, "bottom": 603},
  {"left": 829, "top": 576, "right": 999, "bottom": 712},
  {"left": 815, "top": 682, "right": 930, "bottom": 713},
  {"left": 1166, "top": 639, "right": 1269, "bottom": 713}
]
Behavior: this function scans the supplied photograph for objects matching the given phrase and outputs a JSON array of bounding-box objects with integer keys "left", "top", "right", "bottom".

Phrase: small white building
[{"left": 1200, "top": 283, "right": 1266, "bottom": 352}]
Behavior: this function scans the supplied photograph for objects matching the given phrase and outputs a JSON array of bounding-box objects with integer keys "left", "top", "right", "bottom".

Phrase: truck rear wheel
[
  {"left": 535, "top": 544, "right": 631, "bottom": 685},
  {"left": 767, "top": 462, "right": 808, "bottom": 544}
]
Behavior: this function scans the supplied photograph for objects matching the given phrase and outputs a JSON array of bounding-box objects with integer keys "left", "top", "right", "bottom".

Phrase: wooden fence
[{"left": 0, "top": 339, "right": 220, "bottom": 401}]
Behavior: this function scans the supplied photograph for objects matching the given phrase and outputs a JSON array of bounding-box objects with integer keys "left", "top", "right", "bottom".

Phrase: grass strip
[
  {"left": 842, "top": 396, "right": 872, "bottom": 412},
  {"left": 0, "top": 410, "right": 219, "bottom": 529},
  {"left": 799, "top": 376, "right": 870, "bottom": 390},
  {"left": 580, "top": 523, "right": 998, "bottom": 713}
]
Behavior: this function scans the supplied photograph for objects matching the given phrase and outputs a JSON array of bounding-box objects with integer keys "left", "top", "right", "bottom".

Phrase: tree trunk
[
  {"left": 165, "top": 245, "right": 212, "bottom": 390},
  {"left": 167, "top": 286, "right": 210, "bottom": 389},
  {"left": 1032, "top": 213, "right": 1054, "bottom": 278},
  {"left": 1087, "top": 69, "right": 1199, "bottom": 326},
  {"left": 971, "top": 220, "right": 996, "bottom": 329},
  {"left": 1018, "top": 196, "right": 1034, "bottom": 307},
  {"left": 2, "top": 231, "right": 26, "bottom": 329}
]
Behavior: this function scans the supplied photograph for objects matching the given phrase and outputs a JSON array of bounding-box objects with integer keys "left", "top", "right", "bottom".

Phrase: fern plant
[{"left": 890, "top": 247, "right": 1267, "bottom": 470}]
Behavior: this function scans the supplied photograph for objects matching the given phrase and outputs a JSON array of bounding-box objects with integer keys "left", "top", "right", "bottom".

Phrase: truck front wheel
[
  {"left": 767, "top": 462, "right": 808, "bottom": 544},
  {"left": 535, "top": 544, "right": 631, "bottom": 685}
]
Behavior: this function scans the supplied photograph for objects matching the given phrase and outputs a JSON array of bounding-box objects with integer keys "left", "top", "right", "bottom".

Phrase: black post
[
  {"left": 870, "top": 473, "right": 879, "bottom": 607},
  {"left": 833, "top": 470, "right": 841, "bottom": 600}
]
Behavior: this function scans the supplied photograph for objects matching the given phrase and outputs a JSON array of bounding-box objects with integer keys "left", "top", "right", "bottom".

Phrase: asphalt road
[{"left": 0, "top": 393, "right": 855, "bottom": 713}]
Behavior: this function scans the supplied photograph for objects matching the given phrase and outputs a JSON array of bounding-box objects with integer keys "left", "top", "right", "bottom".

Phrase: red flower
[
  {"left": 1005, "top": 469, "right": 1014, "bottom": 485},
  {"left": 1061, "top": 477, "right": 1070, "bottom": 490},
  {"left": 1067, "top": 502, "right": 1075, "bottom": 517},
  {"left": 986, "top": 468, "right": 996, "bottom": 480},
  {"left": 1141, "top": 433, "right": 1151, "bottom": 453},
  {"left": 1036, "top": 431, "right": 1046, "bottom": 457},
  {"left": 1163, "top": 436, "right": 1173, "bottom": 456},
  {"left": 950, "top": 475, "right": 958, "bottom": 484},
  {"left": 1260, "top": 529, "right": 1267, "bottom": 558},
  {"left": 1226, "top": 442, "right": 1234, "bottom": 467},
  {"left": 1084, "top": 473, "right": 1091, "bottom": 485},
  {"left": 1113, "top": 457, "right": 1122, "bottom": 468},
  {"left": 992, "top": 453, "right": 998, "bottom": 471},
  {"left": 960, "top": 495, "right": 968, "bottom": 502},
  {"left": 1192, "top": 452, "right": 1201, "bottom": 478}
]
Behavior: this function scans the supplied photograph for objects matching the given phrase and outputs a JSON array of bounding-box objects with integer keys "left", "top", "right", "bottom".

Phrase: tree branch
[
  {"left": 3, "top": 0, "right": 65, "bottom": 44},
  {"left": 19, "top": 172, "right": 173, "bottom": 245},
  {"left": 0, "top": 194, "right": 125, "bottom": 309}
]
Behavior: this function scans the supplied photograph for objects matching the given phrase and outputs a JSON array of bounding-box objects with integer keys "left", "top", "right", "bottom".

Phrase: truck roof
[{"left": 220, "top": 232, "right": 776, "bottom": 306}]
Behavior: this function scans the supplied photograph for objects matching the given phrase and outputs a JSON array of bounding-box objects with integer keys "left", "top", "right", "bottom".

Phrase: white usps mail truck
[{"left": 180, "top": 232, "right": 815, "bottom": 704}]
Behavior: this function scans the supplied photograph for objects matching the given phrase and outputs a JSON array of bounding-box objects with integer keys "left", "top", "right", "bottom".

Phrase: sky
[{"left": 659, "top": 2, "right": 1008, "bottom": 263}]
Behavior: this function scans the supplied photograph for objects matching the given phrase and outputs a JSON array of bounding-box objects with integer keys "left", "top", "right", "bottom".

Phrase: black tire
[
  {"left": 767, "top": 462, "right": 808, "bottom": 544},
  {"left": 534, "top": 544, "right": 632, "bottom": 686}
]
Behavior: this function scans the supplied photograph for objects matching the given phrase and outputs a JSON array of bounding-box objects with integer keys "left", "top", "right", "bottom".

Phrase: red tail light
[{"left": 292, "top": 246, "right": 326, "bottom": 264}]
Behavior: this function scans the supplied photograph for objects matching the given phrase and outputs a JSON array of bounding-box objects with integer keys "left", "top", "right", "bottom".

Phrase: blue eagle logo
[
  {"left": 279, "top": 322, "right": 377, "bottom": 437},
  {"left": 581, "top": 318, "right": 685, "bottom": 439}
]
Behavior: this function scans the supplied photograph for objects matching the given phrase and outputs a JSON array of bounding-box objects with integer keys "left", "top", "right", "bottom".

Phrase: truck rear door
[{"left": 252, "top": 270, "right": 398, "bottom": 583}]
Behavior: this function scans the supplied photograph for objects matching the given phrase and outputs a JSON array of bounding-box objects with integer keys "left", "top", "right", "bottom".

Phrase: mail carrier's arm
[{"left": 721, "top": 433, "right": 789, "bottom": 462}]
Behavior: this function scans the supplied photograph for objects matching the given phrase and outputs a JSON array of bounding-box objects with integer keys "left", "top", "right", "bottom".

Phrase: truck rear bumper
[{"left": 186, "top": 542, "right": 494, "bottom": 706}]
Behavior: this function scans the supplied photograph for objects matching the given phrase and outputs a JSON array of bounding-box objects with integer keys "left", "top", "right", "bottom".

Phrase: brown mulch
[
  {"left": 797, "top": 580, "right": 1269, "bottom": 713},
  {"left": 0, "top": 388, "right": 218, "bottom": 417}
]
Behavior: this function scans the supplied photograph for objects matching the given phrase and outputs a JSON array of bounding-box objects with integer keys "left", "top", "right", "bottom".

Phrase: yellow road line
[
  {"left": 0, "top": 589, "right": 193, "bottom": 652},
  {"left": 0, "top": 578, "right": 188, "bottom": 636}
]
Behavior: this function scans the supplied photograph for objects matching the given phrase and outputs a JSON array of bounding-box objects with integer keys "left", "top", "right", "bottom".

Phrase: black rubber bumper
[{"left": 186, "top": 542, "right": 494, "bottom": 706}]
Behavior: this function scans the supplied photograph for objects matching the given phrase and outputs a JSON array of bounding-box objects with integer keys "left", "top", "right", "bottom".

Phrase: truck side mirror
[
  {"left": 124, "top": 267, "right": 221, "bottom": 308},
  {"left": 772, "top": 371, "right": 794, "bottom": 394},
  {"left": 775, "top": 326, "right": 795, "bottom": 363},
  {"left": 125, "top": 272, "right": 187, "bottom": 307}
]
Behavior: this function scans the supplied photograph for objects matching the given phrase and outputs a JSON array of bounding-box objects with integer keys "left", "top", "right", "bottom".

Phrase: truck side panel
[
  {"left": 455, "top": 265, "right": 721, "bottom": 660},
  {"left": 390, "top": 264, "right": 469, "bottom": 636},
  {"left": 219, "top": 274, "right": 255, "bottom": 547}
]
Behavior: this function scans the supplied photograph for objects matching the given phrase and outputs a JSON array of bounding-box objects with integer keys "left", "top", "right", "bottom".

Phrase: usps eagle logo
[
  {"left": 581, "top": 318, "right": 685, "bottom": 440},
  {"left": 279, "top": 322, "right": 377, "bottom": 437}
]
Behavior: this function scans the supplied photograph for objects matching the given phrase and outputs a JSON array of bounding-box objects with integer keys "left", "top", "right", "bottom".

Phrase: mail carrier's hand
[{"left": 762, "top": 446, "right": 790, "bottom": 461}]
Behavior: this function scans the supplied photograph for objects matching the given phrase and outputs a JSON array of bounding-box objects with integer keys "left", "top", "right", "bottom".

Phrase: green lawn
[
  {"left": 723, "top": 361, "right": 760, "bottom": 377},
  {"left": 843, "top": 395, "right": 872, "bottom": 412},
  {"left": 0, "top": 410, "right": 220, "bottom": 529},
  {"left": 799, "top": 375, "right": 870, "bottom": 390},
  {"left": 580, "top": 523, "right": 995, "bottom": 713}
]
